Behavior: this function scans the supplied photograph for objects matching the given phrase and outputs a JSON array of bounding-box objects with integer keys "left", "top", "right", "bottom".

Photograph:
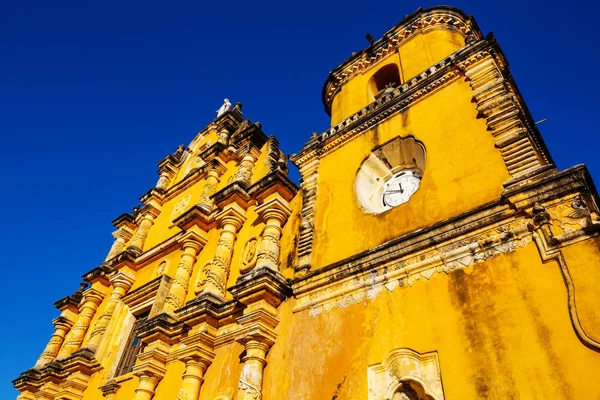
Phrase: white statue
[{"left": 216, "top": 98, "right": 231, "bottom": 117}]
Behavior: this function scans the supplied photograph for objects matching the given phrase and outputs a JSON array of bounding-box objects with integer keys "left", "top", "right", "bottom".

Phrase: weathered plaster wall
[{"left": 313, "top": 77, "right": 510, "bottom": 269}]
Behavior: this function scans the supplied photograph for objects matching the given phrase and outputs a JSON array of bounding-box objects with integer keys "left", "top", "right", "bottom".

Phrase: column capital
[
  {"left": 178, "top": 231, "right": 209, "bottom": 253},
  {"left": 109, "top": 268, "right": 136, "bottom": 290},
  {"left": 255, "top": 196, "right": 292, "bottom": 225},
  {"left": 52, "top": 315, "right": 75, "bottom": 331},
  {"left": 216, "top": 204, "right": 247, "bottom": 231},
  {"left": 81, "top": 288, "right": 105, "bottom": 308},
  {"left": 112, "top": 228, "right": 133, "bottom": 242}
]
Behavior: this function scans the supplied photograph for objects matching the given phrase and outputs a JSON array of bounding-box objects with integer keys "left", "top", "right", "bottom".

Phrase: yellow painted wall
[
  {"left": 313, "top": 77, "right": 510, "bottom": 269},
  {"left": 263, "top": 243, "right": 600, "bottom": 399},
  {"left": 330, "top": 29, "right": 465, "bottom": 126}
]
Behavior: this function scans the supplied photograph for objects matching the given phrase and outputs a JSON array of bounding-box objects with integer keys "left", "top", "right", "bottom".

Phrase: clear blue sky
[{"left": 2, "top": 0, "right": 598, "bottom": 396}]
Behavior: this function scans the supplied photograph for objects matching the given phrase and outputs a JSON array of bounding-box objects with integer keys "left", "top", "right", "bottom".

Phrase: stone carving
[
  {"left": 155, "top": 261, "right": 168, "bottom": 276},
  {"left": 295, "top": 158, "right": 320, "bottom": 274},
  {"left": 164, "top": 235, "right": 205, "bottom": 313},
  {"left": 87, "top": 272, "right": 135, "bottom": 349},
  {"left": 56, "top": 290, "right": 104, "bottom": 359},
  {"left": 236, "top": 340, "right": 270, "bottom": 400},
  {"left": 552, "top": 195, "right": 591, "bottom": 233},
  {"left": 254, "top": 197, "right": 292, "bottom": 272},
  {"left": 322, "top": 8, "right": 478, "bottom": 112},
  {"left": 171, "top": 194, "right": 192, "bottom": 222},
  {"left": 216, "top": 98, "right": 231, "bottom": 117},
  {"left": 239, "top": 237, "right": 259, "bottom": 274},
  {"left": 463, "top": 56, "right": 548, "bottom": 178},
  {"left": 156, "top": 174, "right": 170, "bottom": 191},
  {"left": 196, "top": 206, "right": 246, "bottom": 298},
  {"left": 296, "top": 219, "right": 532, "bottom": 317},
  {"left": 105, "top": 228, "right": 133, "bottom": 261},
  {"left": 368, "top": 348, "right": 444, "bottom": 400}
]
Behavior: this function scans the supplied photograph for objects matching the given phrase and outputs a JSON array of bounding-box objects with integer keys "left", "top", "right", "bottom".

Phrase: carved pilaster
[
  {"left": 85, "top": 269, "right": 135, "bottom": 349},
  {"left": 129, "top": 206, "right": 161, "bottom": 254},
  {"left": 198, "top": 170, "right": 221, "bottom": 211},
  {"left": 296, "top": 157, "right": 320, "bottom": 274},
  {"left": 163, "top": 232, "right": 207, "bottom": 314},
  {"left": 34, "top": 315, "right": 75, "bottom": 368},
  {"left": 232, "top": 146, "right": 260, "bottom": 187},
  {"left": 105, "top": 228, "right": 134, "bottom": 261},
  {"left": 463, "top": 56, "right": 550, "bottom": 180},
  {"left": 196, "top": 205, "right": 246, "bottom": 299},
  {"left": 176, "top": 359, "right": 209, "bottom": 400},
  {"left": 253, "top": 197, "right": 292, "bottom": 272},
  {"left": 237, "top": 339, "right": 270, "bottom": 400},
  {"left": 218, "top": 128, "right": 230, "bottom": 145},
  {"left": 56, "top": 288, "right": 105, "bottom": 359},
  {"left": 131, "top": 340, "right": 169, "bottom": 400}
]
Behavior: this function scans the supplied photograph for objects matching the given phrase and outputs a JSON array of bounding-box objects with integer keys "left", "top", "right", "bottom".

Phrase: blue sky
[{"left": 1, "top": 0, "right": 598, "bottom": 396}]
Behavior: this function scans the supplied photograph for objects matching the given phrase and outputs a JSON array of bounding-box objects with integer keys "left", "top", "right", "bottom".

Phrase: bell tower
[{"left": 291, "top": 6, "right": 554, "bottom": 274}]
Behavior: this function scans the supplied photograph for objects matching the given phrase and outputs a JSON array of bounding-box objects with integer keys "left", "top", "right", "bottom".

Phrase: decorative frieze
[
  {"left": 56, "top": 289, "right": 105, "bottom": 359},
  {"left": 295, "top": 219, "right": 532, "bottom": 317},
  {"left": 163, "top": 232, "right": 208, "bottom": 313},
  {"left": 196, "top": 205, "right": 247, "bottom": 299}
]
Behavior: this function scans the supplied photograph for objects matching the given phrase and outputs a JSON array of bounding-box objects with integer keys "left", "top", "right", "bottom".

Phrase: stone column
[
  {"left": 129, "top": 207, "right": 160, "bottom": 254},
  {"left": 237, "top": 339, "right": 270, "bottom": 400},
  {"left": 132, "top": 374, "right": 160, "bottom": 400},
  {"left": 56, "top": 289, "right": 104, "bottom": 359},
  {"left": 105, "top": 228, "right": 132, "bottom": 261},
  {"left": 85, "top": 271, "right": 135, "bottom": 349},
  {"left": 254, "top": 197, "right": 292, "bottom": 272},
  {"left": 218, "top": 128, "right": 230, "bottom": 145},
  {"left": 196, "top": 205, "right": 246, "bottom": 298},
  {"left": 232, "top": 151, "right": 258, "bottom": 186},
  {"left": 34, "top": 316, "right": 75, "bottom": 368},
  {"left": 176, "top": 358, "right": 209, "bottom": 400},
  {"left": 155, "top": 172, "right": 171, "bottom": 191},
  {"left": 198, "top": 169, "right": 221, "bottom": 211},
  {"left": 163, "top": 232, "right": 207, "bottom": 313}
]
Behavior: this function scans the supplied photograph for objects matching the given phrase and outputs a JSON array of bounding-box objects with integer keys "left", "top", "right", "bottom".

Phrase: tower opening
[{"left": 368, "top": 64, "right": 401, "bottom": 100}]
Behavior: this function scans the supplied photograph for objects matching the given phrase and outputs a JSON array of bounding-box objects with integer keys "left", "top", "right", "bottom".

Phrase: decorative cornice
[
  {"left": 211, "top": 182, "right": 253, "bottom": 210},
  {"left": 321, "top": 6, "right": 482, "bottom": 114},
  {"left": 247, "top": 171, "right": 299, "bottom": 202}
]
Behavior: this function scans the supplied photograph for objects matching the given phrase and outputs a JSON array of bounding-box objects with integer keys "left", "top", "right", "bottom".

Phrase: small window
[
  {"left": 368, "top": 64, "right": 401, "bottom": 100},
  {"left": 114, "top": 313, "right": 148, "bottom": 377}
]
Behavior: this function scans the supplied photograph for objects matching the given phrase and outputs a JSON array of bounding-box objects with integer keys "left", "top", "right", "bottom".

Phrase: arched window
[{"left": 368, "top": 64, "right": 401, "bottom": 100}]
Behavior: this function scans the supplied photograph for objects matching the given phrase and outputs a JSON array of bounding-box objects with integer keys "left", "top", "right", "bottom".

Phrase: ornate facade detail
[
  {"left": 164, "top": 232, "right": 207, "bottom": 313},
  {"left": 322, "top": 7, "right": 480, "bottom": 113},
  {"left": 86, "top": 270, "right": 135, "bottom": 349},
  {"left": 296, "top": 219, "right": 532, "bottom": 317},
  {"left": 56, "top": 289, "right": 105, "bottom": 359},
  {"left": 239, "top": 237, "right": 259, "bottom": 274},
  {"left": 196, "top": 205, "right": 246, "bottom": 298},
  {"left": 294, "top": 157, "right": 320, "bottom": 274},
  {"left": 463, "top": 56, "right": 550, "bottom": 179},
  {"left": 368, "top": 348, "right": 444, "bottom": 400},
  {"left": 34, "top": 316, "right": 76, "bottom": 368},
  {"left": 105, "top": 228, "right": 134, "bottom": 261},
  {"left": 198, "top": 169, "right": 221, "bottom": 210},
  {"left": 236, "top": 340, "right": 270, "bottom": 400},
  {"left": 171, "top": 194, "right": 192, "bottom": 222},
  {"left": 253, "top": 197, "right": 292, "bottom": 272},
  {"left": 129, "top": 205, "right": 161, "bottom": 254}
]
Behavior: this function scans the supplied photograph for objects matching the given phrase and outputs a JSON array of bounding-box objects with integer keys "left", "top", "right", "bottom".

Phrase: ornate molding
[{"left": 322, "top": 6, "right": 481, "bottom": 114}]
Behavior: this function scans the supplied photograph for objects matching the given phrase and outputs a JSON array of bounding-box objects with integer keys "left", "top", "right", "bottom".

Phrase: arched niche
[
  {"left": 368, "top": 64, "right": 401, "bottom": 100},
  {"left": 355, "top": 136, "right": 426, "bottom": 214},
  {"left": 368, "top": 348, "right": 444, "bottom": 400}
]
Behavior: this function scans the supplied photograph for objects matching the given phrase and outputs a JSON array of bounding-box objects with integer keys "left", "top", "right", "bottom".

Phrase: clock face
[{"left": 382, "top": 171, "right": 421, "bottom": 208}]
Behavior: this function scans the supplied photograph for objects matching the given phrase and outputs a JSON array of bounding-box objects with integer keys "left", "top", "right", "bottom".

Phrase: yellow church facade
[{"left": 14, "top": 6, "right": 600, "bottom": 399}]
